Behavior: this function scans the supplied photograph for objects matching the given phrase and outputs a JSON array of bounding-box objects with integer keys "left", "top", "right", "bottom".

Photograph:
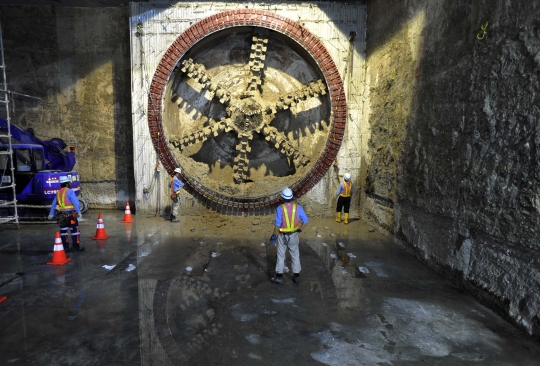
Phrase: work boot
[
  {"left": 293, "top": 273, "right": 300, "bottom": 285},
  {"left": 74, "top": 246, "right": 85, "bottom": 252},
  {"left": 64, "top": 246, "right": 73, "bottom": 253},
  {"left": 170, "top": 215, "right": 179, "bottom": 223},
  {"left": 344, "top": 213, "right": 349, "bottom": 224},
  {"left": 271, "top": 273, "right": 283, "bottom": 285},
  {"left": 336, "top": 212, "right": 341, "bottom": 223}
]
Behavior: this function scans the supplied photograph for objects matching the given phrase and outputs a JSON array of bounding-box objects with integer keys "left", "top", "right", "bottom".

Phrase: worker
[
  {"left": 269, "top": 187, "right": 308, "bottom": 285},
  {"left": 48, "top": 176, "right": 84, "bottom": 252},
  {"left": 335, "top": 172, "right": 353, "bottom": 224},
  {"left": 168, "top": 167, "right": 185, "bottom": 223}
]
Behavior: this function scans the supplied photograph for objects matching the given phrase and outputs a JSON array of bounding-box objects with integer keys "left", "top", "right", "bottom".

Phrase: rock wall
[
  {"left": 364, "top": 0, "right": 540, "bottom": 341},
  {"left": 0, "top": 5, "right": 134, "bottom": 208}
]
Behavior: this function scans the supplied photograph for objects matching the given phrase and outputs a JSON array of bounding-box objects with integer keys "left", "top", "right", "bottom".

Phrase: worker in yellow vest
[
  {"left": 335, "top": 173, "right": 353, "bottom": 224},
  {"left": 269, "top": 187, "right": 309, "bottom": 285},
  {"left": 168, "top": 167, "right": 185, "bottom": 222},
  {"left": 48, "top": 176, "right": 84, "bottom": 252}
]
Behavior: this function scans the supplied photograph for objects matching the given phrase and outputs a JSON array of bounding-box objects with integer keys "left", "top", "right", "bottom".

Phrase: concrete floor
[{"left": 0, "top": 209, "right": 539, "bottom": 366}]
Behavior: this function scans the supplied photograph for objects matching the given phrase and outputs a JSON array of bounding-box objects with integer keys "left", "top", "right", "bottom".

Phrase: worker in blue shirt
[
  {"left": 335, "top": 173, "right": 353, "bottom": 224},
  {"left": 269, "top": 187, "right": 309, "bottom": 285},
  {"left": 168, "top": 167, "right": 185, "bottom": 222},
  {"left": 48, "top": 176, "right": 84, "bottom": 252}
]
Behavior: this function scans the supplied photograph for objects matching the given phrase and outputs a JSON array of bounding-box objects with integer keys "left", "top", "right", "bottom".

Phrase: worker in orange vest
[
  {"left": 269, "top": 187, "right": 309, "bottom": 285},
  {"left": 335, "top": 173, "right": 353, "bottom": 224},
  {"left": 48, "top": 176, "right": 84, "bottom": 252},
  {"left": 168, "top": 167, "right": 185, "bottom": 222}
]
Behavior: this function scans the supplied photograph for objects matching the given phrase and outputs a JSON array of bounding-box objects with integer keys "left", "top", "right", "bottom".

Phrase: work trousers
[
  {"left": 336, "top": 196, "right": 351, "bottom": 213},
  {"left": 275, "top": 232, "right": 301, "bottom": 274},
  {"left": 171, "top": 196, "right": 180, "bottom": 217},
  {"left": 58, "top": 211, "right": 80, "bottom": 249}
]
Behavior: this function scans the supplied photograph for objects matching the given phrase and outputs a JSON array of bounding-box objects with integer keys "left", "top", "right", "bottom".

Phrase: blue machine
[{"left": 0, "top": 117, "right": 89, "bottom": 220}]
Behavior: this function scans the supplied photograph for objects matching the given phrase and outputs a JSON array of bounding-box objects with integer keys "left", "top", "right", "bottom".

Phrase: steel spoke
[
  {"left": 170, "top": 118, "right": 233, "bottom": 151},
  {"left": 180, "top": 58, "right": 232, "bottom": 105},
  {"left": 260, "top": 125, "right": 310, "bottom": 167},
  {"left": 232, "top": 132, "right": 253, "bottom": 184},
  {"left": 265, "top": 79, "right": 326, "bottom": 115},
  {"left": 246, "top": 36, "right": 268, "bottom": 97}
]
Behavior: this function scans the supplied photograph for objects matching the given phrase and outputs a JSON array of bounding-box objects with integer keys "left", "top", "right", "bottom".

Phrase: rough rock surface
[
  {"left": 0, "top": 5, "right": 134, "bottom": 208},
  {"left": 365, "top": 0, "right": 540, "bottom": 341}
]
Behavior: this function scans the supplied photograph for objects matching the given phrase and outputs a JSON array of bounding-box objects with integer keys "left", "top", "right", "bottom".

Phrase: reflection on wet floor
[{"left": 0, "top": 209, "right": 539, "bottom": 365}]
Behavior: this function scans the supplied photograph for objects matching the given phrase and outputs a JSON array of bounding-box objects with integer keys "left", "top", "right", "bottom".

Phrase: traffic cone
[
  {"left": 121, "top": 201, "right": 133, "bottom": 223},
  {"left": 0, "top": 296, "right": 7, "bottom": 304},
  {"left": 47, "top": 232, "right": 72, "bottom": 266},
  {"left": 92, "top": 213, "right": 110, "bottom": 240},
  {"left": 123, "top": 222, "right": 132, "bottom": 243}
]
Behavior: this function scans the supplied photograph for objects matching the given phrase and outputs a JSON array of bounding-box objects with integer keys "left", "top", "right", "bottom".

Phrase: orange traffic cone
[
  {"left": 92, "top": 213, "right": 110, "bottom": 240},
  {"left": 123, "top": 222, "right": 132, "bottom": 243},
  {"left": 121, "top": 201, "right": 133, "bottom": 223},
  {"left": 47, "top": 232, "right": 72, "bottom": 266},
  {"left": 0, "top": 296, "right": 7, "bottom": 304}
]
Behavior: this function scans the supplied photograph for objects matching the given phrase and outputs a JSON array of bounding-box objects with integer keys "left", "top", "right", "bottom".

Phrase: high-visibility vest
[
  {"left": 279, "top": 203, "right": 299, "bottom": 233},
  {"left": 340, "top": 181, "right": 351, "bottom": 197},
  {"left": 56, "top": 188, "right": 74, "bottom": 211}
]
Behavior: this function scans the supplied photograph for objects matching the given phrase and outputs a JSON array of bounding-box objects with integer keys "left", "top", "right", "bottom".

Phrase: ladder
[{"left": 0, "top": 19, "right": 19, "bottom": 227}]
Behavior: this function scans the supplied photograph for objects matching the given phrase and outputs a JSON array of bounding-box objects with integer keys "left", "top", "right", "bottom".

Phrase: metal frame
[{"left": 0, "top": 19, "right": 20, "bottom": 227}]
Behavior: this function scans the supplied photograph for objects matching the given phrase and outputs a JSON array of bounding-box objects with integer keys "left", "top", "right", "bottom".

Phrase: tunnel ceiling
[{"left": 149, "top": 10, "right": 346, "bottom": 211}]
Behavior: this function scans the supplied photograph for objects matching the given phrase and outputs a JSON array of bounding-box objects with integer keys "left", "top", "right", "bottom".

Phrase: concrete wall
[
  {"left": 0, "top": 5, "right": 134, "bottom": 209},
  {"left": 364, "top": 0, "right": 540, "bottom": 341}
]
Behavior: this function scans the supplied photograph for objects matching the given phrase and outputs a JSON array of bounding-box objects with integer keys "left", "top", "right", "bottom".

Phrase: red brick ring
[{"left": 148, "top": 9, "right": 346, "bottom": 214}]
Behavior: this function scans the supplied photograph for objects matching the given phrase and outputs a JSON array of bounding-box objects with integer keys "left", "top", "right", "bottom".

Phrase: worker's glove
[
  {"left": 47, "top": 215, "right": 54, "bottom": 220},
  {"left": 77, "top": 213, "right": 83, "bottom": 219},
  {"left": 269, "top": 234, "right": 277, "bottom": 244}
]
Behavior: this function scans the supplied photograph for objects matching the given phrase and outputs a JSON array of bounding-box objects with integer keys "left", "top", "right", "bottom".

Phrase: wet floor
[{"left": 0, "top": 209, "right": 539, "bottom": 365}]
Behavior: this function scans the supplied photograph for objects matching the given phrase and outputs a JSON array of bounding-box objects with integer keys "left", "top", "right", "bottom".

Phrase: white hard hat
[
  {"left": 59, "top": 176, "right": 70, "bottom": 184},
  {"left": 281, "top": 187, "right": 293, "bottom": 200},
  {"left": 344, "top": 173, "right": 351, "bottom": 181},
  {"left": 174, "top": 168, "right": 182, "bottom": 174}
]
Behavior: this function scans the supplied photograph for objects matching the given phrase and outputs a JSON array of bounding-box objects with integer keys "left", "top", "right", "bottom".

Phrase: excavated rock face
[
  {"left": 365, "top": 0, "right": 540, "bottom": 342},
  {"left": 149, "top": 11, "right": 346, "bottom": 212}
]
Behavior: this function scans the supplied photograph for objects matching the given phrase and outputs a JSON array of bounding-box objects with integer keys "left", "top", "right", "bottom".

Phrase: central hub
[{"left": 231, "top": 97, "right": 263, "bottom": 132}]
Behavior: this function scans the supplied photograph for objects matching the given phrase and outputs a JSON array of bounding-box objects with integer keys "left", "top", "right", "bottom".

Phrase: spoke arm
[
  {"left": 233, "top": 133, "right": 253, "bottom": 184},
  {"left": 265, "top": 79, "right": 327, "bottom": 115},
  {"left": 246, "top": 36, "right": 268, "bottom": 96},
  {"left": 260, "top": 126, "right": 310, "bottom": 167},
  {"left": 180, "top": 59, "right": 232, "bottom": 105},
  {"left": 170, "top": 118, "right": 232, "bottom": 151}
]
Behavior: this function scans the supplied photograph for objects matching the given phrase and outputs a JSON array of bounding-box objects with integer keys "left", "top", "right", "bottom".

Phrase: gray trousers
[
  {"left": 275, "top": 232, "right": 301, "bottom": 274},
  {"left": 171, "top": 198, "right": 180, "bottom": 217}
]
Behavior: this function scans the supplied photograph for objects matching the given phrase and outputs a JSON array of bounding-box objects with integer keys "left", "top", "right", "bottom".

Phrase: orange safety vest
[
  {"left": 56, "top": 188, "right": 74, "bottom": 211},
  {"left": 340, "top": 181, "right": 351, "bottom": 197},
  {"left": 279, "top": 203, "right": 299, "bottom": 233}
]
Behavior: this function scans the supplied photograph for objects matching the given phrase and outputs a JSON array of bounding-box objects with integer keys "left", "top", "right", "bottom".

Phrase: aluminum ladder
[{"left": 0, "top": 19, "right": 20, "bottom": 227}]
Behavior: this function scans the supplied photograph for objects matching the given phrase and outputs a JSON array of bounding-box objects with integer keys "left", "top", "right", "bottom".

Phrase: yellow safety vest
[
  {"left": 56, "top": 188, "right": 74, "bottom": 211},
  {"left": 340, "top": 181, "right": 351, "bottom": 197},
  {"left": 279, "top": 203, "right": 299, "bottom": 233}
]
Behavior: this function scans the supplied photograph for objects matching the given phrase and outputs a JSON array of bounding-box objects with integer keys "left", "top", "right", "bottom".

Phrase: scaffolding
[{"left": 0, "top": 19, "right": 19, "bottom": 227}]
